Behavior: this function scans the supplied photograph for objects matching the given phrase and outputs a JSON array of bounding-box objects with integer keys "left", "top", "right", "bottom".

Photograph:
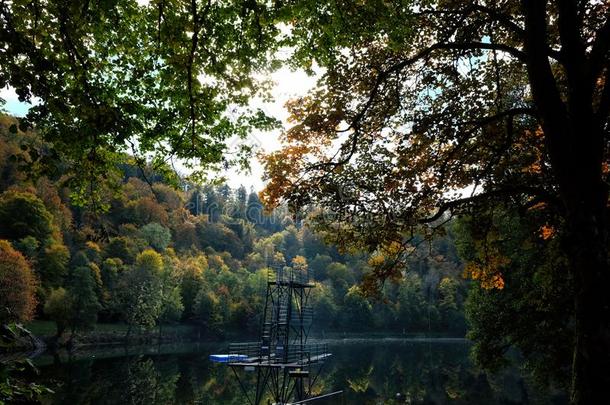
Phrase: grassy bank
[
  {"left": 25, "top": 321, "right": 213, "bottom": 348},
  {"left": 25, "top": 321, "right": 466, "bottom": 349}
]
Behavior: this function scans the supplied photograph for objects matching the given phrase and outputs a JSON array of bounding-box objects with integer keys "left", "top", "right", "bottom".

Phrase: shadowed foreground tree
[
  {"left": 262, "top": 1, "right": 609, "bottom": 403},
  {"left": 456, "top": 207, "right": 573, "bottom": 388}
]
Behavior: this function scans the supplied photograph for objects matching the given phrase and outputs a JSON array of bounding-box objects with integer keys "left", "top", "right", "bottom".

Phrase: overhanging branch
[
  {"left": 457, "top": 107, "right": 537, "bottom": 127},
  {"left": 419, "top": 185, "right": 560, "bottom": 224},
  {"left": 324, "top": 41, "right": 529, "bottom": 168}
]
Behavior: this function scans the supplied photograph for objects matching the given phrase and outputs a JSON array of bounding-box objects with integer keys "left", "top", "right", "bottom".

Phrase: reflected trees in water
[{"left": 35, "top": 341, "right": 566, "bottom": 404}]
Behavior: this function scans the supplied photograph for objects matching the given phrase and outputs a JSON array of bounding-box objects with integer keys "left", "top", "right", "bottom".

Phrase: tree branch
[
  {"left": 589, "top": 15, "right": 610, "bottom": 86},
  {"left": 434, "top": 41, "right": 527, "bottom": 61},
  {"left": 320, "top": 41, "right": 529, "bottom": 169},
  {"left": 419, "top": 185, "right": 560, "bottom": 224},
  {"left": 417, "top": 5, "right": 563, "bottom": 61},
  {"left": 415, "top": 5, "right": 524, "bottom": 38},
  {"left": 470, "top": 4, "right": 525, "bottom": 38},
  {"left": 457, "top": 107, "right": 537, "bottom": 127}
]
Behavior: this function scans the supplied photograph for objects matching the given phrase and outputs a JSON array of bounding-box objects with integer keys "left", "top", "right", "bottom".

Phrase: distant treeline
[{"left": 0, "top": 114, "right": 467, "bottom": 344}]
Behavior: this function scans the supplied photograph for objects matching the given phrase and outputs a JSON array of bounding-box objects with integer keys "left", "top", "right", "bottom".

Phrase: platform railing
[
  {"left": 267, "top": 265, "right": 311, "bottom": 285},
  {"left": 227, "top": 342, "right": 329, "bottom": 365}
]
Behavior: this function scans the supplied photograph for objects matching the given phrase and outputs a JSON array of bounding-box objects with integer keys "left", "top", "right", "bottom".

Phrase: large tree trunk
[
  {"left": 522, "top": 2, "right": 609, "bottom": 401},
  {"left": 566, "top": 185, "right": 610, "bottom": 404},
  {"left": 553, "top": 115, "right": 608, "bottom": 404}
]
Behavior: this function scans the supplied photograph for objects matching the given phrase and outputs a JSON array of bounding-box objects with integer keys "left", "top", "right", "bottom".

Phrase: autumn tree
[
  {"left": 261, "top": 1, "right": 609, "bottom": 402},
  {"left": 291, "top": 255, "right": 308, "bottom": 273},
  {"left": 0, "top": 240, "right": 38, "bottom": 323}
]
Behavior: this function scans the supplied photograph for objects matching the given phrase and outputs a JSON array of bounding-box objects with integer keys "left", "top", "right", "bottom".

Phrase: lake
[{"left": 32, "top": 338, "right": 567, "bottom": 404}]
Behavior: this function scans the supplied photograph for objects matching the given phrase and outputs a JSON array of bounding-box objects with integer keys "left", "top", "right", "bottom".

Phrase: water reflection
[{"left": 34, "top": 339, "right": 567, "bottom": 404}]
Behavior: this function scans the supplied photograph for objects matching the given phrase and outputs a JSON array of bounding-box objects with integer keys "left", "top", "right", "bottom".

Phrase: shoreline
[{"left": 29, "top": 335, "right": 471, "bottom": 367}]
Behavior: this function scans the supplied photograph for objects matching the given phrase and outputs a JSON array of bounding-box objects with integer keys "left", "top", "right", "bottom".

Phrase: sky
[
  {"left": 213, "top": 67, "right": 318, "bottom": 190},
  {"left": 0, "top": 87, "right": 32, "bottom": 117},
  {"left": 0, "top": 67, "right": 318, "bottom": 191}
]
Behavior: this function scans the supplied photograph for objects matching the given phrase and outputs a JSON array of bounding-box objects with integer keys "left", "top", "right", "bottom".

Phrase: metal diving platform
[{"left": 210, "top": 263, "right": 339, "bottom": 405}]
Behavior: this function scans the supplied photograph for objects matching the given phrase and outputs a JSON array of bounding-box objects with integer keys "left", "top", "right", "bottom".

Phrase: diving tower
[{"left": 210, "top": 264, "right": 338, "bottom": 405}]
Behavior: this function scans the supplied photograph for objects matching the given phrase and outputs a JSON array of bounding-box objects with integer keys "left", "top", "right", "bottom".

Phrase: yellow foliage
[
  {"left": 135, "top": 249, "right": 164, "bottom": 275},
  {"left": 367, "top": 253, "right": 385, "bottom": 267},
  {"left": 259, "top": 145, "right": 312, "bottom": 210},
  {"left": 367, "top": 241, "right": 404, "bottom": 267},
  {"left": 85, "top": 241, "right": 101, "bottom": 252},
  {"left": 90, "top": 263, "right": 103, "bottom": 290},
  {"left": 292, "top": 255, "right": 308, "bottom": 272},
  {"left": 382, "top": 240, "right": 403, "bottom": 256},
  {"left": 463, "top": 254, "right": 508, "bottom": 290}
]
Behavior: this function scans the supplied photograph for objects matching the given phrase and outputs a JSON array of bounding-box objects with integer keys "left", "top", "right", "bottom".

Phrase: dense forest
[
  {"left": 0, "top": 114, "right": 468, "bottom": 344},
  {"left": 1, "top": 0, "right": 607, "bottom": 403},
  {"left": 1, "top": 110, "right": 575, "bottom": 400}
]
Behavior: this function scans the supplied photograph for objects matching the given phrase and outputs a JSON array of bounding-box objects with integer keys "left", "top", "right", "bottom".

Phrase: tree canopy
[
  {"left": 0, "top": 0, "right": 280, "bottom": 205},
  {"left": 260, "top": 2, "right": 609, "bottom": 403}
]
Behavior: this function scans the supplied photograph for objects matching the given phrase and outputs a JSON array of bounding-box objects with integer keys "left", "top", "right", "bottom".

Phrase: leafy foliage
[
  {"left": 0, "top": 191, "right": 53, "bottom": 242},
  {"left": 456, "top": 208, "right": 573, "bottom": 387},
  {"left": 43, "top": 287, "right": 72, "bottom": 338},
  {"left": 0, "top": 240, "right": 38, "bottom": 323},
  {"left": 0, "top": 0, "right": 282, "bottom": 207}
]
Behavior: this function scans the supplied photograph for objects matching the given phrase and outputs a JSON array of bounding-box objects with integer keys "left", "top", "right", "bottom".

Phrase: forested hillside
[{"left": 0, "top": 114, "right": 467, "bottom": 342}]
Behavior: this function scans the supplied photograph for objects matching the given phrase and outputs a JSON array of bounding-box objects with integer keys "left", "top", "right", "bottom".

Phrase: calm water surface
[{"left": 33, "top": 338, "right": 567, "bottom": 404}]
